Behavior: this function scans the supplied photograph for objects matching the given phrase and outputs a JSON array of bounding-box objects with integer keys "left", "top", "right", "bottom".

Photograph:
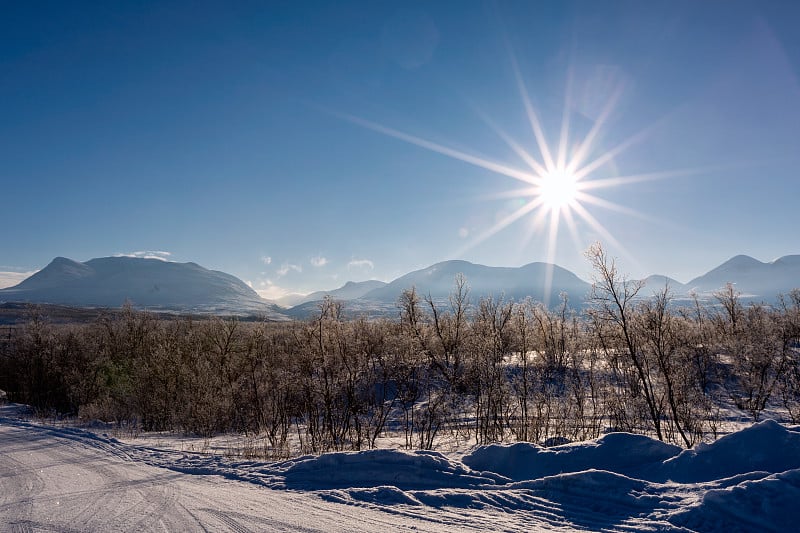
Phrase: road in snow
[
  {"left": 0, "top": 419, "right": 462, "bottom": 532},
  {"left": 2, "top": 404, "right": 800, "bottom": 532}
]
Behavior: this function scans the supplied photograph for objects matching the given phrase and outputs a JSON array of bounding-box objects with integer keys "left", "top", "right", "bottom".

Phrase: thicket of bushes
[{"left": 1, "top": 245, "right": 799, "bottom": 455}]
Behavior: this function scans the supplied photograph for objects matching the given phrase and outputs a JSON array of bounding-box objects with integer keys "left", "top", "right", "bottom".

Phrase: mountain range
[
  {"left": 285, "top": 260, "right": 593, "bottom": 318},
  {"left": 1, "top": 254, "right": 799, "bottom": 319}
]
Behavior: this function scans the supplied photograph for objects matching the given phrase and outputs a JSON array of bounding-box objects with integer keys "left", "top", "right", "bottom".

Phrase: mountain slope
[
  {"left": 287, "top": 253, "right": 800, "bottom": 319},
  {"left": 0, "top": 256, "right": 285, "bottom": 317},
  {"left": 685, "top": 254, "right": 800, "bottom": 297}
]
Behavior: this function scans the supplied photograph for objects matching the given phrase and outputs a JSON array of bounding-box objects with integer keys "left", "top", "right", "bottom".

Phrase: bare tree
[
  {"left": 424, "top": 273, "right": 470, "bottom": 387},
  {"left": 586, "top": 242, "right": 665, "bottom": 441},
  {"left": 778, "top": 290, "right": 800, "bottom": 422},
  {"left": 636, "top": 287, "right": 694, "bottom": 446},
  {"left": 470, "top": 295, "right": 514, "bottom": 444}
]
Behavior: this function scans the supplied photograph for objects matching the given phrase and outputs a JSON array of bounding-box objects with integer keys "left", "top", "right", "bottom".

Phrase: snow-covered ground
[{"left": 2, "top": 404, "right": 799, "bottom": 532}]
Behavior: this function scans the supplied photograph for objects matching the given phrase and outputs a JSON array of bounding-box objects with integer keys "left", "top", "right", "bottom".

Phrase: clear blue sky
[{"left": 2, "top": 0, "right": 799, "bottom": 298}]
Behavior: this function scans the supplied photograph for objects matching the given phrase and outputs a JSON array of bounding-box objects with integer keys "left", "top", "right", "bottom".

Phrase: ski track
[{"left": 1, "top": 411, "right": 799, "bottom": 532}]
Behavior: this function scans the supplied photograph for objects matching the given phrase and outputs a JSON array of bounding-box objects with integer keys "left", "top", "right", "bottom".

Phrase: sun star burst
[{"left": 330, "top": 50, "right": 699, "bottom": 305}]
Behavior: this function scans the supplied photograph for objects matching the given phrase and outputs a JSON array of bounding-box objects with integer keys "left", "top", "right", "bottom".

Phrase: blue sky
[{"left": 2, "top": 0, "right": 799, "bottom": 298}]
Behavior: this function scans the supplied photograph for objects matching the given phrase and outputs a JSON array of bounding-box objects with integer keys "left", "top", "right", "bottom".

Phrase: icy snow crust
[{"left": 2, "top": 408, "right": 799, "bottom": 532}]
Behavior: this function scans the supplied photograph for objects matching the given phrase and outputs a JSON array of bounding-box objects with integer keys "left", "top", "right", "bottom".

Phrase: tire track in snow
[
  {"left": 0, "top": 421, "right": 192, "bottom": 532},
  {"left": 0, "top": 425, "right": 49, "bottom": 532},
  {"left": 1, "top": 417, "right": 466, "bottom": 532},
  {"left": 197, "top": 508, "right": 254, "bottom": 533}
]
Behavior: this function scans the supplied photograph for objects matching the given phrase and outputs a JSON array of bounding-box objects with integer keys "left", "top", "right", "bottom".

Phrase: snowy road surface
[
  {"left": 0, "top": 420, "right": 459, "bottom": 532},
  {"left": 2, "top": 407, "right": 800, "bottom": 532}
]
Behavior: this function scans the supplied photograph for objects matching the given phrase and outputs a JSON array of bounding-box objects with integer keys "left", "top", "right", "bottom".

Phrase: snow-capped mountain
[{"left": 0, "top": 256, "right": 286, "bottom": 318}]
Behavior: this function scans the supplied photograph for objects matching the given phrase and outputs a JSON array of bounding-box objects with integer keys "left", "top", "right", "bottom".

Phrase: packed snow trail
[
  {"left": 2, "top": 405, "right": 800, "bottom": 532},
  {"left": 0, "top": 419, "right": 463, "bottom": 532}
]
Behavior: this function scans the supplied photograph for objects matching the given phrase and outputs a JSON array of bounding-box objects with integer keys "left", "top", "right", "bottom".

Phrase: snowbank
[
  {"left": 672, "top": 469, "right": 800, "bottom": 533},
  {"left": 462, "top": 432, "right": 681, "bottom": 481},
  {"left": 658, "top": 419, "right": 800, "bottom": 483},
  {"left": 282, "top": 449, "right": 505, "bottom": 490}
]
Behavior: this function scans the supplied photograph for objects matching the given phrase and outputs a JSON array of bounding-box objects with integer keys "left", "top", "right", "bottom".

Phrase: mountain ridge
[
  {"left": 359, "top": 260, "right": 590, "bottom": 303},
  {"left": 289, "top": 254, "right": 800, "bottom": 317},
  {"left": 285, "top": 259, "right": 593, "bottom": 318},
  {"left": 3, "top": 253, "right": 800, "bottom": 319}
]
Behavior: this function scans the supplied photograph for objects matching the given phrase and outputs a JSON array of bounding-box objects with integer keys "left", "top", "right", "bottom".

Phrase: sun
[{"left": 538, "top": 168, "right": 579, "bottom": 211}]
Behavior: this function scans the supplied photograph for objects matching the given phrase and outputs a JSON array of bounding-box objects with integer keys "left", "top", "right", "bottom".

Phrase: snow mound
[
  {"left": 462, "top": 432, "right": 681, "bottom": 481},
  {"left": 660, "top": 419, "right": 800, "bottom": 483},
  {"left": 672, "top": 469, "right": 800, "bottom": 533},
  {"left": 282, "top": 449, "right": 504, "bottom": 490}
]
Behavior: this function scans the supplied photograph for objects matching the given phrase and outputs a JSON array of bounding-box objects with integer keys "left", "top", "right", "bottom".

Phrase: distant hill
[
  {"left": 638, "top": 275, "right": 687, "bottom": 295},
  {"left": 685, "top": 254, "right": 800, "bottom": 298},
  {"left": 302, "top": 280, "right": 388, "bottom": 304},
  {"left": 361, "top": 260, "right": 590, "bottom": 303},
  {"left": 287, "top": 260, "right": 592, "bottom": 318},
  {"left": 0, "top": 256, "right": 287, "bottom": 318},
  {"left": 272, "top": 293, "right": 308, "bottom": 308},
  {"left": 272, "top": 281, "right": 388, "bottom": 309}
]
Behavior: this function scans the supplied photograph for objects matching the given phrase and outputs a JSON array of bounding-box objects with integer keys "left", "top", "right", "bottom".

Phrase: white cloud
[
  {"left": 0, "top": 271, "right": 37, "bottom": 289},
  {"left": 347, "top": 259, "right": 374, "bottom": 271},
  {"left": 276, "top": 263, "right": 302, "bottom": 277},
  {"left": 458, "top": 227, "right": 469, "bottom": 239},
  {"left": 310, "top": 255, "right": 328, "bottom": 267},
  {"left": 261, "top": 256, "right": 272, "bottom": 265},
  {"left": 116, "top": 250, "right": 172, "bottom": 261}
]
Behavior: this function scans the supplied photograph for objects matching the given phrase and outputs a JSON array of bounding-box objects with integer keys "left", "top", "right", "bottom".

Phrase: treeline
[{"left": 1, "top": 244, "right": 799, "bottom": 454}]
